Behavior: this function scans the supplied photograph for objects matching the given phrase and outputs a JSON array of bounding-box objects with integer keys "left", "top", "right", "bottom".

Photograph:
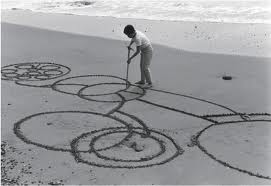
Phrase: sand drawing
[
  {"left": 2, "top": 62, "right": 271, "bottom": 179},
  {"left": 1, "top": 62, "right": 71, "bottom": 82}
]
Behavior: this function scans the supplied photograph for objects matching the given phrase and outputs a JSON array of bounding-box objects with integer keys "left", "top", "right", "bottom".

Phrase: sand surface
[{"left": 1, "top": 10, "right": 271, "bottom": 185}]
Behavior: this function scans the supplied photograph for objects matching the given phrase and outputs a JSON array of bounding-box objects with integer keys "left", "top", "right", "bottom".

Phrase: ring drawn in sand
[
  {"left": 71, "top": 126, "right": 183, "bottom": 168},
  {"left": 195, "top": 118, "right": 271, "bottom": 180},
  {"left": 2, "top": 63, "right": 271, "bottom": 179},
  {"left": 51, "top": 75, "right": 146, "bottom": 103},
  {"left": 1, "top": 62, "right": 71, "bottom": 81}
]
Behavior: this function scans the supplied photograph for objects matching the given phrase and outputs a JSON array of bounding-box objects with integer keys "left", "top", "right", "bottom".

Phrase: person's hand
[{"left": 127, "top": 58, "right": 131, "bottom": 64}]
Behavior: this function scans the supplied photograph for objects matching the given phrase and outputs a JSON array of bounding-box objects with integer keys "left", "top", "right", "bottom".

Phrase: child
[{"left": 123, "top": 25, "right": 153, "bottom": 87}]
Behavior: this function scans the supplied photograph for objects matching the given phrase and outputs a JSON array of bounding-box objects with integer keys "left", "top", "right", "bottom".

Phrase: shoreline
[
  {"left": 5, "top": 8, "right": 271, "bottom": 25},
  {"left": 2, "top": 9, "right": 271, "bottom": 58}
]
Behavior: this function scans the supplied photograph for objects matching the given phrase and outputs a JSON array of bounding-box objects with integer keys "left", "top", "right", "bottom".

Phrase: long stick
[{"left": 126, "top": 49, "right": 130, "bottom": 88}]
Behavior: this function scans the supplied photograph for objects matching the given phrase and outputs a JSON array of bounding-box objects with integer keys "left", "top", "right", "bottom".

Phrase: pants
[{"left": 140, "top": 45, "right": 153, "bottom": 84}]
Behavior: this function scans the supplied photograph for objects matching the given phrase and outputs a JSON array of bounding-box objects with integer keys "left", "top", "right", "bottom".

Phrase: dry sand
[{"left": 1, "top": 10, "right": 271, "bottom": 185}]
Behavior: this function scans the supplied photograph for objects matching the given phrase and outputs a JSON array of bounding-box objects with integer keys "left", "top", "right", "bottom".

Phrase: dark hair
[{"left": 123, "top": 25, "right": 135, "bottom": 35}]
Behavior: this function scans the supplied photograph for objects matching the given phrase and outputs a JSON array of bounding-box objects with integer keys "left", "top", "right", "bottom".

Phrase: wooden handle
[{"left": 126, "top": 49, "right": 131, "bottom": 87}]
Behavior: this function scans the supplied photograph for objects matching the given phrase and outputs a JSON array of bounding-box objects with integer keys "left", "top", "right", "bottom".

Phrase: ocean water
[{"left": 2, "top": 0, "right": 271, "bottom": 24}]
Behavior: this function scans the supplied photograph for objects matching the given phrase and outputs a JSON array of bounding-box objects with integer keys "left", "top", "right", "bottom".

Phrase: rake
[{"left": 126, "top": 47, "right": 133, "bottom": 88}]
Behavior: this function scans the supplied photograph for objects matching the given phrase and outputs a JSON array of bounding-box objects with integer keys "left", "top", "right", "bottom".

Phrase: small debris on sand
[{"left": 222, "top": 75, "right": 232, "bottom": 80}]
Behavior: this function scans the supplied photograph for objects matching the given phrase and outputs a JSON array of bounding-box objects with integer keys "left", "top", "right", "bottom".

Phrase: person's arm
[
  {"left": 127, "top": 40, "right": 135, "bottom": 51},
  {"left": 127, "top": 46, "right": 141, "bottom": 64},
  {"left": 128, "top": 40, "right": 134, "bottom": 48}
]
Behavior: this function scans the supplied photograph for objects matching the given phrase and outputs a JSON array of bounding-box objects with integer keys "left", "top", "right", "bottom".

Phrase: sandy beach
[{"left": 1, "top": 9, "right": 271, "bottom": 185}]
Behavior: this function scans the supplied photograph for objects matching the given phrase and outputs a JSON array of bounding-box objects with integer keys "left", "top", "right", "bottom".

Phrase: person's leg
[
  {"left": 140, "top": 54, "right": 146, "bottom": 82},
  {"left": 135, "top": 54, "right": 145, "bottom": 84},
  {"left": 142, "top": 48, "right": 153, "bottom": 84}
]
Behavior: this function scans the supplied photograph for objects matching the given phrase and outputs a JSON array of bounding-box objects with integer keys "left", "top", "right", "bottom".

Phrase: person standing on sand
[{"left": 123, "top": 25, "right": 153, "bottom": 88}]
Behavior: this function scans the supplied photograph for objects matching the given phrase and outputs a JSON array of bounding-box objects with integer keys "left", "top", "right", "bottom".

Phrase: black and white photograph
[{"left": 1, "top": 0, "right": 271, "bottom": 185}]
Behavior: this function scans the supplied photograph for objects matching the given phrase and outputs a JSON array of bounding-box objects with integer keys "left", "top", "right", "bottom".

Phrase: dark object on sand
[
  {"left": 222, "top": 75, "right": 232, "bottom": 80},
  {"left": 73, "top": 1, "right": 94, "bottom": 6}
]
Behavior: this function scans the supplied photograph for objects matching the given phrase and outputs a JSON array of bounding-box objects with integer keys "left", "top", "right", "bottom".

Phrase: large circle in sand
[
  {"left": 71, "top": 127, "right": 184, "bottom": 168},
  {"left": 196, "top": 120, "right": 271, "bottom": 180},
  {"left": 13, "top": 111, "right": 130, "bottom": 152}
]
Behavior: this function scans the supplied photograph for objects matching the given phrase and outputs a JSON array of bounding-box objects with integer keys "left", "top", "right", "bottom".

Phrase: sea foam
[{"left": 2, "top": 0, "right": 271, "bottom": 24}]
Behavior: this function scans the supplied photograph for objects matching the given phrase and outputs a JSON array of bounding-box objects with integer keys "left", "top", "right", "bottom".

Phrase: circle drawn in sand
[
  {"left": 1, "top": 62, "right": 70, "bottom": 81},
  {"left": 13, "top": 111, "right": 131, "bottom": 152},
  {"left": 51, "top": 75, "right": 145, "bottom": 102},
  {"left": 71, "top": 127, "right": 183, "bottom": 168},
  {"left": 195, "top": 119, "right": 271, "bottom": 180}
]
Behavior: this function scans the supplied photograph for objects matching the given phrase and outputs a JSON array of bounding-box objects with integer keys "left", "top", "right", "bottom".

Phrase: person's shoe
[
  {"left": 135, "top": 81, "right": 145, "bottom": 85},
  {"left": 143, "top": 83, "right": 153, "bottom": 88}
]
